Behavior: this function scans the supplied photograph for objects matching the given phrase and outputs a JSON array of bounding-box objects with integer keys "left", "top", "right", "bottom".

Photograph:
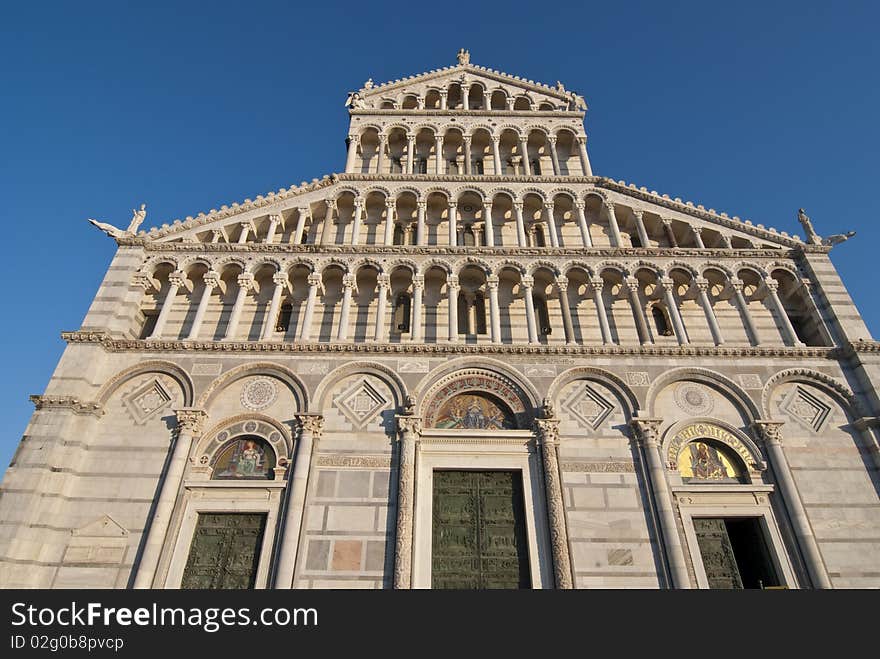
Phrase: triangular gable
[{"left": 71, "top": 514, "right": 129, "bottom": 538}]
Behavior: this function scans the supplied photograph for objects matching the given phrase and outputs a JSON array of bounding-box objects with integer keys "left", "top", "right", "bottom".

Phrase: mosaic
[
  {"left": 433, "top": 393, "right": 516, "bottom": 430},
  {"left": 677, "top": 441, "right": 743, "bottom": 482},
  {"left": 212, "top": 437, "right": 275, "bottom": 480}
]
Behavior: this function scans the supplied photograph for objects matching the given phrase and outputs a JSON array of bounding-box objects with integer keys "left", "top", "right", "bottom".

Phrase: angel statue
[
  {"left": 457, "top": 48, "right": 470, "bottom": 65},
  {"left": 556, "top": 80, "right": 566, "bottom": 94},
  {"left": 540, "top": 397, "right": 556, "bottom": 419},
  {"left": 797, "top": 208, "right": 821, "bottom": 245},
  {"left": 567, "top": 91, "right": 587, "bottom": 111},
  {"left": 822, "top": 231, "right": 856, "bottom": 247},
  {"left": 363, "top": 78, "right": 374, "bottom": 90},
  {"left": 87, "top": 219, "right": 127, "bottom": 239},
  {"left": 88, "top": 202, "right": 147, "bottom": 239},
  {"left": 344, "top": 91, "right": 367, "bottom": 109},
  {"left": 128, "top": 203, "right": 147, "bottom": 233}
]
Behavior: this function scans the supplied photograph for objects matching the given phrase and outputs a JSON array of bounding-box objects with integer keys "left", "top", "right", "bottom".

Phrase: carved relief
[
  {"left": 673, "top": 382, "right": 715, "bottom": 416},
  {"left": 333, "top": 378, "right": 391, "bottom": 429},
  {"left": 122, "top": 378, "right": 173, "bottom": 424},
  {"left": 779, "top": 385, "right": 832, "bottom": 433},
  {"left": 240, "top": 377, "right": 278, "bottom": 411},
  {"left": 560, "top": 383, "right": 614, "bottom": 430},
  {"left": 626, "top": 372, "right": 650, "bottom": 386}
]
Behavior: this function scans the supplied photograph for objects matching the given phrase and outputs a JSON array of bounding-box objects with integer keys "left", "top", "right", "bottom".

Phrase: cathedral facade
[{"left": 2, "top": 51, "right": 879, "bottom": 589}]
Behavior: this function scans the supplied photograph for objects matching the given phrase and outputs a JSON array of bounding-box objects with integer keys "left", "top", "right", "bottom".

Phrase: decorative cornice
[
  {"left": 559, "top": 460, "right": 637, "bottom": 473},
  {"left": 29, "top": 395, "right": 103, "bottom": 417},
  {"left": 314, "top": 454, "right": 392, "bottom": 469},
  {"left": 350, "top": 109, "right": 582, "bottom": 118}
]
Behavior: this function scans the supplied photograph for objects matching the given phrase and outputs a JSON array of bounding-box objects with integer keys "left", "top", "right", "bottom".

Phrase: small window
[
  {"left": 473, "top": 159, "right": 484, "bottom": 175},
  {"left": 630, "top": 233, "right": 643, "bottom": 248},
  {"left": 390, "top": 158, "right": 403, "bottom": 174},
  {"left": 475, "top": 293, "right": 487, "bottom": 335},
  {"left": 534, "top": 294, "right": 551, "bottom": 335},
  {"left": 139, "top": 311, "right": 158, "bottom": 339},
  {"left": 393, "top": 224, "right": 405, "bottom": 246},
  {"left": 275, "top": 302, "right": 292, "bottom": 332},
  {"left": 533, "top": 227, "right": 546, "bottom": 247},
  {"left": 530, "top": 159, "right": 541, "bottom": 175},
  {"left": 394, "top": 293, "right": 412, "bottom": 333},
  {"left": 652, "top": 305, "right": 673, "bottom": 336},
  {"left": 448, "top": 159, "right": 459, "bottom": 175},
  {"left": 416, "top": 158, "right": 428, "bottom": 174}
]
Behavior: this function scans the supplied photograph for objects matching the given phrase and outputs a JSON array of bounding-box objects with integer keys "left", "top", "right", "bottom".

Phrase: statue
[
  {"left": 87, "top": 219, "right": 127, "bottom": 239},
  {"left": 797, "top": 208, "right": 821, "bottom": 245},
  {"left": 363, "top": 78, "right": 374, "bottom": 90},
  {"left": 457, "top": 48, "right": 470, "bottom": 65},
  {"left": 540, "top": 397, "right": 556, "bottom": 419},
  {"left": 88, "top": 203, "right": 148, "bottom": 239},
  {"left": 402, "top": 394, "right": 416, "bottom": 416},
  {"left": 127, "top": 204, "right": 147, "bottom": 233},
  {"left": 822, "top": 231, "right": 856, "bottom": 247},
  {"left": 344, "top": 91, "right": 367, "bottom": 109},
  {"left": 556, "top": 80, "right": 566, "bottom": 94},
  {"left": 567, "top": 90, "right": 587, "bottom": 111}
]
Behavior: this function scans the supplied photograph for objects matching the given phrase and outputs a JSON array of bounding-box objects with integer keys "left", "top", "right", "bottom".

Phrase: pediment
[{"left": 72, "top": 514, "right": 129, "bottom": 538}]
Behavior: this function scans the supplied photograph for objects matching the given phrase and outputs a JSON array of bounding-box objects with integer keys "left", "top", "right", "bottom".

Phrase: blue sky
[{"left": 1, "top": 1, "right": 878, "bottom": 468}]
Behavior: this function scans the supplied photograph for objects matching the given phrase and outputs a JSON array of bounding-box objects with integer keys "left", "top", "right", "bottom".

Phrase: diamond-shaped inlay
[
  {"left": 334, "top": 379, "right": 390, "bottom": 429},
  {"left": 780, "top": 386, "right": 831, "bottom": 433},
  {"left": 561, "top": 384, "right": 614, "bottom": 430},
  {"left": 123, "top": 378, "right": 172, "bottom": 425}
]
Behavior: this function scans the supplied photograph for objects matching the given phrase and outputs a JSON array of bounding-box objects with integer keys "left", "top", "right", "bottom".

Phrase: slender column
[
  {"left": 765, "top": 279, "right": 803, "bottom": 346},
  {"left": 547, "top": 136, "right": 561, "bottom": 175},
  {"left": 320, "top": 200, "right": 336, "bottom": 245},
  {"left": 604, "top": 202, "right": 623, "bottom": 247},
  {"left": 210, "top": 229, "right": 223, "bottom": 244},
  {"left": 261, "top": 272, "right": 288, "bottom": 341},
  {"left": 411, "top": 275, "right": 424, "bottom": 342},
  {"left": 337, "top": 274, "right": 355, "bottom": 341},
  {"left": 513, "top": 201, "right": 527, "bottom": 247},
  {"left": 265, "top": 214, "right": 281, "bottom": 244},
  {"left": 298, "top": 273, "right": 320, "bottom": 341},
  {"left": 448, "top": 202, "right": 458, "bottom": 246},
  {"left": 487, "top": 275, "right": 501, "bottom": 344},
  {"left": 374, "top": 274, "right": 390, "bottom": 342},
  {"left": 462, "top": 135, "right": 472, "bottom": 175},
  {"left": 556, "top": 277, "right": 575, "bottom": 344},
  {"left": 544, "top": 202, "right": 559, "bottom": 247},
  {"left": 522, "top": 276, "right": 539, "bottom": 344},
  {"left": 237, "top": 222, "right": 251, "bottom": 244},
  {"left": 632, "top": 210, "right": 650, "bottom": 248},
  {"left": 345, "top": 134, "right": 359, "bottom": 172},
  {"left": 519, "top": 138, "right": 531, "bottom": 175},
  {"left": 720, "top": 233, "right": 733, "bottom": 249},
  {"left": 483, "top": 202, "right": 495, "bottom": 247},
  {"left": 186, "top": 270, "right": 219, "bottom": 340},
  {"left": 393, "top": 416, "right": 422, "bottom": 588},
  {"left": 661, "top": 277, "right": 688, "bottom": 345},
  {"left": 853, "top": 417, "right": 880, "bottom": 473},
  {"left": 662, "top": 219, "right": 678, "bottom": 247},
  {"left": 405, "top": 135, "right": 415, "bottom": 175},
  {"left": 695, "top": 278, "right": 724, "bottom": 345},
  {"left": 506, "top": 96, "right": 515, "bottom": 110},
  {"left": 274, "top": 415, "right": 323, "bottom": 588},
  {"left": 482, "top": 90, "right": 491, "bottom": 110},
  {"left": 800, "top": 278, "right": 835, "bottom": 345},
  {"left": 730, "top": 278, "right": 760, "bottom": 345},
  {"left": 576, "top": 135, "right": 593, "bottom": 176},
  {"left": 133, "top": 409, "right": 207, "bottom": 588},
  {"left": 534, "top": 417, "right": 573, "bottom": 589},
  {"left": 148, "top": 271, "right": 185, "bottom": 340},
  {"left": 384, "top": 200, "right": 396, "bottom": 246},
  {"left": 590, "top": 277, "right": 612, "bottom": 344},
  {"left": 447, "top": 276, "right": 459, "bottom": 342},
  {"left": 491, "top": 136, "right": 502, "bottom": 175},
  {"left": 293, "top": 207, "right": 308, "bottom": 245},
  {"left": 434, "top": 135, "right": 443, "bottom": 174},
  {"left": 630, "top": 417, "right": 691, "bottom": 589},
  {"left": 415, "top": 200, "right": 426, "bottom": 246},
  {"left": 574, "top": 201, "right": 592, "bottom": 247},
  {"left": 351, "top": 200, "right": 364, "bottom": 246},
  {"left": 439, "top": 89, "right": 447, "bottom": 110},
  {"left": 223, "top": 273, "right": 253, "bottom": 340},
  {"left": 752, "top": 421, "right": 832, "bottom": 589},
  {"left": 691, "top": 226, "right": 706, "bottom": 248},
  {"left": 376, "top": 134, "right": 387, "bottom": 173},
  {"left": 626, "top": 277, "right": 651, "bottom": 344}
]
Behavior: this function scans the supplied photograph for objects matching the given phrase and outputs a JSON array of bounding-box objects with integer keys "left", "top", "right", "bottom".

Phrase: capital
[
  {"left": 416, "top": 199, "right": 427, "bottom": 210},
  {"left": 521, "top": 275, "right": 534, "bottom": 288},
  {"left": 574, "top": 201, "right": 586, "bottom": 211},
  {"left": 694, "top": 277, "right": 709, "bottom": 292},
  {"left": 448, "top": 201, "right": 458, "bottom": 210},
  {"left": 555, "top": 277, "right": 569, "bottom": 292},
  {"left": 272, "top": 272, "right": 289, "bottom": 287},
  {"left": 348, "top": 134, "right": 360, "bottom": 143},
  {"left": 295, "top": 414, "right": 324, "bottom": 439},
  {"left": 298, "top": 206, "right": 311, "bottom": 217},
  {"left": 132, "top": 274, "right": 152, "bottom": 290},
  {"left": 353, "top": 198, "right": 364, "bottom": 209},
  {"left": 660, "top": 276, "right": 674, "bottom": 291},
  {"left": 589, "top": 277, "right": 604, "bottom": 292},
  {"left": 630, "top": 417, "right": 663, "bottom": 446},
  {"left": 604, "top": 201, "right": 616, "bottom": 214},
  {"left": 168, "top": 271, "right": 187, "bottom": 287},
  {"left": 269, "top": 213, "right": 282, "bottom": 224},
  {"left": 487, "top": 275, "right": 499, "bottom": 290},
  {"left": 534, "top": 418, "right": 560, "bottom": 446},
  {"left": 325, "top": 199, "right": 337, "bottom": 210},
  {"left": 729, "top": 277, "right": 744, "bottom": 292},
  {"left": 342, "top": 273, "right": 356, "bottom": 288},
  {"left": 624, "top": 276, "right": 640, "bottom": 292},
  {"left": 631, "top": 209, "right": 643, "bottom": 219},
  {"left": 377, "top": 274, "right": 391, "bottom": 289},
  {"left": 764, "top": 279, "right": 779, "bottom": 293},
  {"left": 576, "top": 135, "right": 587, "bottom": 145},
  {"left": 307, "top": 273, "right": 322, "bottom": 287},
  {"left": 547, "top": 136, "right": 557, "bottom": 145},
  {"left": 396, "top": 415, "right": 423, "bottom": 438},
  {"left": 203, "top": 270, "right": 221, "bottom": 288},
  {"left": 491, "top": 135, "right": 500, "bottom": 144},
  {"left": 175, "top": 408, "right": 208, "bottom": 435},
  {"left": 692, "top": 226, "right": 702, "bottom": 234},
  {"left": 237, "top": 273, "right": 254, "bottom": 289},
  {"left": 752, "top": 420, "right": 784, "bottom": 446},
  {"left": 413, "top": 275, "right": 425, "bottom": 290},
  {"left": 661, "top": 218, "right": 673, "bottom": 226},
  {"left": 513, "top": 201, "right": 524, "bottom": 211},
  {"left": 543, "top": 202, "right": 555, "bottom": 211}
]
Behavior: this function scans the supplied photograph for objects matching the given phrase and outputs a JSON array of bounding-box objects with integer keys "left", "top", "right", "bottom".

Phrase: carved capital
[
  {"left": 521, "top": 275, "right": 534, "bottom": 289},
  {"left": 236, "top": 274, "right": 254, "bottom": 289},
  {"left": 132, "top": 274, "right": 152, "bottom": 290},
  {"left": 487, "top": 275, "right": 499, "bottom": 290},
  {"left": 377, "top": 274, "right": 391, "bottom": 289},
  {"left": 412, "top": 274, "right": 425, "bottom": 290},
  {"left": 307, "top": 273, "right": 322, "bottom": 287},
  {"left": 547, "top": 135, "right": 557, "bottom": 145},
  {"left": 490, "top": 135, "right": 500, "bottom": 144},
  {"left": 555, "top": 277, "right": 568, "bottom": 292},
  {"left": 543, "top": 202, "right": 555, "bottom": 212},
  {"left": 342, "top": 273, "right": 356, "bottom": 289},
  {"left": 513, "top": 201, "right": 524, "bottom": 212},
  {"left": 295, "top": 414, "right": 324, "bottom": 439},
  {"left": 416, "top": 199, "right": 427, "bottom": 210},
  {"left": 625, "top": 276, "right": 640, "bottom": 293},
  {"left": 764, "top": 279, "right": 779, "bottom": 293},
  {"left": 534, "top": 418, "right": 560, "bottom": 446},
  {"left": 729, "top": 277, "right": 744, "bottom": 292},
  {"left": 691, "top": 226, "right": 703, "bottom": 234},
  {"left": 168, "top": 271, "right": 187, "bottom": 288},
  {"left": 576, "top": 135, "right": 587, "bottom": 145},
  {"left": 202, "top": 270, "right": 221, "bottom": 288},
  {"left": 752, "top": 420, "right": 784, "bottom": 446},
  {"left": 325, "top": 199, "right": 337, "bottom": 211},
  {"left": 694, "top": 277, "right": 709, "bottom": 293},
  {"left": 630, "top": 417, "right": 663, "bottom": 447},
  {"left": 589, "top": 277, "right": 604, "bottom": 292},
  {"left": 660, "top": 276, "right": 674, "bottom": 291},
  {"left": 348, "top": 134, "right": 360, "bottom": 144},
  {"left": 396, "top": 415, "right": 422, "bottom": 438},
  {"left": 603, "top": 201, "right": 616, "bottom": 215},
  {"left": 272, "top": 272, "right": 289, "bottom": 288},
  {"left": 574, "top": 201, "right": 586, "bottom": 211},
  {"left": 175, "top": 408, "right": 208, "bottom": 435}
]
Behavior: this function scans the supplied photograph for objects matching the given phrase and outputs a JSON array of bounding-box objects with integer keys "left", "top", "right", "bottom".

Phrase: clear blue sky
[{"left": 1, "top": 1, "right": 878, "bottom": 468}]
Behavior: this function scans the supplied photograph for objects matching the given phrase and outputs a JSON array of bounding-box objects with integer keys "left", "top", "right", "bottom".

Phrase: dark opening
[
  {"left": 139, "top": 311, "right": 158, "bottom": 339},
  {"left": 275, "top": 302, "right": 292, "bottom": 332}
]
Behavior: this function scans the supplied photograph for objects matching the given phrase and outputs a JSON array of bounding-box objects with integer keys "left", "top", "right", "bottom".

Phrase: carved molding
[
  {"left": 314, "top": 454, "right": 392, "bottom": 469},
  {"left": 29, "top": 395, "right": 103, "bottom": 417},
  {"left": 559, "top": 460, "right": 636, "bottom": 473}
]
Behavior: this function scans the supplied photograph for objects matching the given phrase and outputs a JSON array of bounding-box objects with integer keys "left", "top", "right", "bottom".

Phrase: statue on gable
[
  {"left": 567, "top": 91, "right": 587, "bottom": 111},
  {"left": 88, "top": 203, "right": 147, "bottom": 240},
  {"left": 457, "top": 48, "right": 470, "bottom": 65},
  {"left": 823, "top": 231, "right": 856, "bottom": 247},
  {"left": 128, "top": 203, "right": 147, "bottom": 233},
  {"left": 797, "top": 208, "right": 821, "bottom": 245},
  {"left": 556, "top": 81, "right": 566, "bottom": 94},
  {"left": 363, "top": 78, "right": 374, "bottom": 90},
  {"left": 344, "top": 91, "right": 367, "bottom": 109}
]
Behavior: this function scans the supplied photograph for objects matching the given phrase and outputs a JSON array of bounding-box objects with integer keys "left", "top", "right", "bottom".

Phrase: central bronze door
[
  {"left": 431, "top": 470, "right": 530, "bottom": 589},
  {"left": 181, "top": 513, "right": 267, "bottom": 589}
]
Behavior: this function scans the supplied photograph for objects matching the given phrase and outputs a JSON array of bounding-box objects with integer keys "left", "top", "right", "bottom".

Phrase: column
[
  {"left": 320, "top": 200, "right": 336, "bottom": 245},
  {"left": 298, "top": 273, "right": 320, "bottom": 341},
  {"left": 393, "top": 416, "right": 422, "bottom": 589},
  {"left": 376, "top": 134, "right": 387, "bottom": 173},
  {"left": 695, "top": 277, "right": 724, "bottom": 345},
  {"left": 632, "top": 210, "right": 650, "bottom": 248},
  {"left": 591, "top": 277, "right": 613, "bottom": 344},
  {"left": 544, "top": 203, "right": 559, "bottom": 247},
  {"left": 630, "top": 417, "right": 691, "bottom": 589},
  {"left": 351, "top": 200, "right": 364, "bottom": 246},
  {"left": 411, "top": 275, "right": 424, "bottom": 342},
  {"left": 186, "top": 270, "right": 219, "bottom": 340},
  {"left": 405, "top": 134, "right": 415, "bottom": 174},
  {"left": 604, "top": 202, "right": 623, "bottom": 247},
  {"left": 415, "top": 200, "right": 426, "bottom": 246},
  {"left": 434, "top": 135, "right": 443, "bottom": 174},
  {"left": 576, "top": 135, "right": 593, "bottom": 176},
  {"left": 374, "top": 274, "right": 390, "bottom": 342},
  {"left": 661, "top": 277, "right": 688, "bottom": 345},
  {"left": 853, "top": 417, "right": 880, "bottom": 473},
  {"left": 752, "top": 421, "right": 832, "bottom": 589},
  {"left": 147, "top": 270, "right": 185, "bottom": 340},
  {"left": 293, "top": 207, "right": 308, "bottom": 245},
  {"left": 556, "top": 277, "right": 575, "bottom": 344},
  {"left": 210, "top": 229, "right": 224, "bottom": 244},
  {"left": 265, "top": 214, "right": 281, "bottom": 244},
  {"left": 574, "top": 201, "right": 592, "bottom": 247},
  {"left": 439, "top": 89, "right": 447, "bottom": 110},
  {"left": 765, "top": 279, "right": 803, "bottom": 346},
  {"left": 487, "top": 275, "right": 501, "bottom": 344},
  {"left": 223, "top": 273, "right": 253, "bottom": 340},
  {"left": 534, "top": 417, "right": 573, "bottom": 589},
  {"left": 691, "top": 226, "right": 706, "bottom": 248},
  {"left": 448, "top": 202, "right": 458, "bottom": 246},
  {"left": 720, "top": 233, "right": 733, "bottom": 249},
  {"left": 447, "top": 275, "right": 459, "bottom": 342},
  {"left": 730, "top": 278, "right": 760, "bottom": 345},
  {"left": 337, "top": 274, "right": 355, "bottom": 341},
  {"left": 519, "top": 138, "right": 531, "bottom": 175},
  {"left": 491, "top": 136, "right": 502, "bottom": 175},
  {"left": 662, "top": 219, "right": 678, "bottom": 247},
  {"left": 483, "top": 202, "right": 495, "bottom": 247},
  {"left": 345, "top": 134, "right": 360, "bottom": 172},
  {"left": 547, "top": 136, "right": 561, "bottom": 175},
  {"left": 513, "top": 201, "right": 527, "bottom": 247},
  {"left": 261, "top": 272, "right": 288, "bottom": 341},
  {"left": 384, "top": 200, "right": 396, "bottom": 246},
  {"left": 482, "top": 89, "right": 491, "bottom": 110},
  {"left": 462, "top": 135, "right": 472, "bottom": 175},
  {"left": 274, "top": 415, "right": 323, "bottom": 588},
  {"left": 522, "top": 276, "right": 539, "bottom": 344},
  {"left": 625, "top": 277, "right": 651, "bottom": 344},
  {"left": 237, "top": 222, "right": 251, "bottom": 244},
  {"left": 133, "top": 408, "right": 207, "bottom": 588}
]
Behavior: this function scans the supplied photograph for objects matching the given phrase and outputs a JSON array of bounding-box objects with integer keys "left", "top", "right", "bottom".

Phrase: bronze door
[
  {"left": 181, "top": 513, "right": 267, "bottom": 589},
  {"left": 693, "top": 517, "right": 743, "bottom": 589},
  {"left": 432, "top": 470, "right": 530, "bottom": 589}
]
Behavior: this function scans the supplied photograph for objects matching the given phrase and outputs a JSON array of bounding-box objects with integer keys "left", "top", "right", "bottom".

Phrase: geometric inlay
[
  {"left": 240, "top": 377, "right": 278, "bottom": 411},
  {"left": 122, "top": 378, "right": 172, "bottom": 425},
  {"left": 334, "top": 378, "right": 390, "bottom": 429},
  {"left": 779, "top": 385, "right": 831, "bottom": 433},
  {"left": 674, "top": 382, "right": 715, "bottom": 416},
  {"left": 561, "top": 384, "right": 614, "bottom": 430},
  {"left": 738, "top": 374, "right": 763, "bottom": 390},
  {"left": 626, "top": 372, "right": 650, "bottom": 386}
]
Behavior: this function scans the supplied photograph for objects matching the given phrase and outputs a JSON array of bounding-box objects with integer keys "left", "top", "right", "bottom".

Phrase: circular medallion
[
  {"left": 244, "top": 421, "right": 258, "bottom": 433},
  {"left": 241, "top": 377, "right": 278, "bottom": 411},
  {"left": 268, "top": 431, "right": 282, "bottom": 444},
  {"left": 674, "top": 383, "right": 714, "bottom": 415},
  {"left": 217, "top": 431, "right": 229, "bottom": 443},
  {"left": 199, "top": 455, "right": 209, "bottom": 465}
]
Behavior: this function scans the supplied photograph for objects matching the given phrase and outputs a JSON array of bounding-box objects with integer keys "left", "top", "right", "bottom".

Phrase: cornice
[
  {"left": 29, "top": 394, "right": 103, "bottom": 417},
  {"left": 350, "top": 109, "right": 583, "bottom": 118}
]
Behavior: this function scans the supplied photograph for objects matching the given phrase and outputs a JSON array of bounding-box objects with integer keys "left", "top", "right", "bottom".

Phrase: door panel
[{"left": 181, "top": 513, "right": 267, "bottom": 589}]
